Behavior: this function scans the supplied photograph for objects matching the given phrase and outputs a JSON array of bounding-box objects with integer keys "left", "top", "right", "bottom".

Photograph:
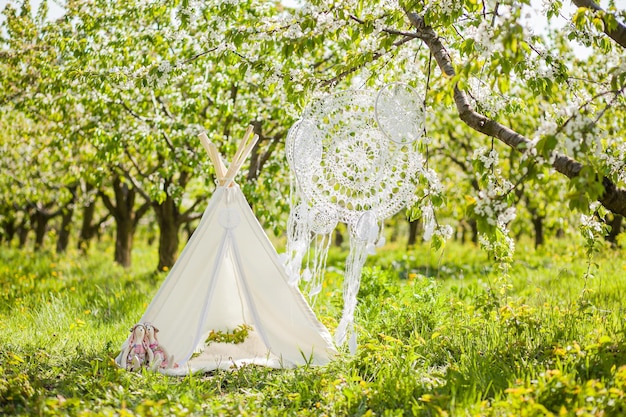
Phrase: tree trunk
[
  {"left": 28, "top": 202, "right": 63, "bottom": 251},
  {"left": 111, "top": 184, "right": 136, "bottom": 268},
  {"left": 153, "top": 194, "right": 181, "bottom": 271},
  {"left": 100, "top": 175, "right": 150, "bottom": 268},
  {"left": 468, "top": 218, "right": 478, "bottom": 244},
  {"left": 458, "top": 219, "right": 475, "bottom": 243},
  {"left": 79, "top": 199, "right": 96, "bottom": 251},
  {"left": 114, "top": 215, "right": 134, "bottom": 268},
  {"left": 150, "top": 168, "right": 203, "bottom": 271},
  {"left": 334, "top": 228, "right": 344, "bottom": 247},
  {"left": 56, "top": 186, "right": 77, "bottom": 254},
  {"left": 184, "top": 222, "right": 196, "bottom": 242},
  {"left": 56, "top": 206, "right": 74, "bottom": 253},
  {"left": 1, "top": 216, "right": 16, "bottom": 245},
  {"left": 389, "top": 220, "right": 399, "bottom": 243},
  {"left": 246, "top": 121, "right": 284, "bottom": 183},
  {"left": 605, "top": 214, "right": 623, "bottom": 245},
  {"left": 532, "top": 215, "right": 545, "bottom": 249},
  {"left": 407, "top": 218, "right": 420, "bottom": 246},
  {"left": 17, "top": 216, "right": 29, "bottom": 248},
  {"left": 78, "top": 183, "right": 99, "bottom": 251},
  {"left": 32, "top": 210, "right": 48, "bottom": 251}
]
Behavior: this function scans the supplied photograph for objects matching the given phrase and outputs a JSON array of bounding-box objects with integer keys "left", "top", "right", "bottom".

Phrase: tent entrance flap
[{"left": 184, "top": 229, "right": 252, "bottom": 363}]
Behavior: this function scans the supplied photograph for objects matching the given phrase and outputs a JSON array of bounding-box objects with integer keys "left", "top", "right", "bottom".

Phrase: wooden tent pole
[
  {"left": 199, "top": 125, "right": 259, "bottom": 187},
  {"left": 234, "top": 133, "right": 259, "bottom": 170},
  {"left": 231, "top": 125, "right": 255, "bottom": 168},
  {"left": 223, "top": 126, "right": 259, "bottom": 187},
  {"left": 198, "top": 132, "right": 228, "bottom": 184}
]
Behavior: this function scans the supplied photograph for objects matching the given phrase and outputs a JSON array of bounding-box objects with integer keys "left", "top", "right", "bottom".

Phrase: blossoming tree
[{"left": 1, "top": 0, "right": 625, "bottom": 268}]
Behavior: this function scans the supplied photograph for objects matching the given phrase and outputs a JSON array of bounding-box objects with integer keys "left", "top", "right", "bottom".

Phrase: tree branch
[
  {"left": 321, "top": 35, "right": 414, "bottom": 87},
  {"left": 115, "top": 164, "right": 151, "bottom": 202},
  {"left": 134, "top": 201, "right": 152, "bottom": 228},
  {"left": 161, "top": 131, "right": 178, "bottom": 161},
  {"left": 98, "top": 189, "right": 117, "bottom": 218},
  {"left": 119, "top": 99, "right": 149, "bottom": 122},
  {"left": 406, "top": 12, "right": 626, "bottom": 216},
  {"left": 180, "top": 197, "right": 205, "bottom": 224},
  {"left": 156, "top": 95, "right": 176, "bottom": 121},
  {"left": 348, "top": 14, "right": 419, "bottom": 38},
  {"left": 177, "top": 46, "right": 220, "bottom": 66},
  {"left": 124, "top": 146, "right": 148, "bottom": 178},
  {"left": 258, "top": 132, "right": 283, "bottom": 174}
]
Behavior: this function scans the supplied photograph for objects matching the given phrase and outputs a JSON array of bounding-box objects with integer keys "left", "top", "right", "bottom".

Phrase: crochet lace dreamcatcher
[{"left": 285, "top": 83, "right": 427, "bottom": 352}]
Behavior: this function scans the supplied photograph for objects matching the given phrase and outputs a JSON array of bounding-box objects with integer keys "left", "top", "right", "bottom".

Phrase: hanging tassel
[
  {"left": 285, "top": 203, "right": 311, "bottom": 286},
  {"left": 334, "top": 211, "right": 379, "bottom": 349},
  {"left": 348, "top": 324, "right": 358, "bottom": 355}
]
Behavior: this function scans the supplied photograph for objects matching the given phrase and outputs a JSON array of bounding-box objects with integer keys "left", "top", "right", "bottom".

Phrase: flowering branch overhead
[
  {"left": 572, "top": 0, "right": 626, "bottom": 48},
  {"left": 406, "top": 12, "right": 626, "bottom": 217}
]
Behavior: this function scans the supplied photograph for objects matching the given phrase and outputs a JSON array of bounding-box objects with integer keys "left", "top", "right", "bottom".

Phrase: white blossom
[{"left": 422, "top": 204, "right": 435, "bottom": 241}]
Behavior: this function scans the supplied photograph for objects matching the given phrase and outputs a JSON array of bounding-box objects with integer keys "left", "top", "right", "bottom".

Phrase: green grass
[{"left": 2, "top": 237, "right": 626, "bottom": 416}]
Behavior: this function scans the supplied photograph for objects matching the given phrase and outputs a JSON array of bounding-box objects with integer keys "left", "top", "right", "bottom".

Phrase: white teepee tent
[{"left": 115, "top": 126, "right": 336, "bottom": 375}]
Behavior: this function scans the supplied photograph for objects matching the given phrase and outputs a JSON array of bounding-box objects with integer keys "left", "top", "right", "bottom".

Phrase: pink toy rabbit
[
  {"left": 144, "top": 323, "right": 175, "bottom": 370},
  {"left": 120, "top": 324, "right": 154, "bottom": 371}
]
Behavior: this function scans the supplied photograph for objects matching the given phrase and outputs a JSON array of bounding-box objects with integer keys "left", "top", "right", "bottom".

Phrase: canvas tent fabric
[{"left": 115, "top": 128, "right": 337, "bottom": 375}]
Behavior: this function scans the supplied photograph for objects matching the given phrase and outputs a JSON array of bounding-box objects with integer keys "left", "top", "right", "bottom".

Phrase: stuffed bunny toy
[
  {"left": 120, "top": 323, "right": 154, "bottom": 371},
  {"left": 144, "top": 323, "right": 175, "bottom": 370}
]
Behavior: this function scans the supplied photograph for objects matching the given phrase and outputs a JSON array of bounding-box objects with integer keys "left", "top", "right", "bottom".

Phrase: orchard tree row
[{"left": 1, "top": 0, "right": 625, "bottom": 270}]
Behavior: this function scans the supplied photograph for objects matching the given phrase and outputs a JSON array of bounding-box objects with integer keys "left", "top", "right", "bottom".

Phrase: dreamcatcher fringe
[
  {"left": 334, "top": 234, "right": 369, "bottom": 354},
  {"left": 308, "top": 233, "right": 332, "bottom": 299},
  {"left": 285, "top": 204, "right": 310, "bottom": 286}
]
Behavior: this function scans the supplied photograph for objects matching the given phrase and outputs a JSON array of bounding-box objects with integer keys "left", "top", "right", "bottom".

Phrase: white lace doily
[
  {"left": 286, "top": 88, "right": 423, "bottom": 226},
  {"left": 375, "top": 82, "right": 425, "bottom": 145},
  {"left": 285, "top": 84, "right": 427, "bottom": 352}
]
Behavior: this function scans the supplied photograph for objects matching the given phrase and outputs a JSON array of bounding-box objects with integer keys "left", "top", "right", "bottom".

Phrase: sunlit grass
[{"left": 1, "top": 237, "right": 626, "bottom": 415}]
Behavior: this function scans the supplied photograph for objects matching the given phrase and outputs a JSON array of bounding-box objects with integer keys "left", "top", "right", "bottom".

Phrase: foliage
[
  {"left": 2, "top": 0, "right": 626, "bottom": 270},
  {"left": 205, "top": 324, "right": 253, "bottom": 345},
  {"left": 2, "top": 238, "right": 626, "bottom": 416}
]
